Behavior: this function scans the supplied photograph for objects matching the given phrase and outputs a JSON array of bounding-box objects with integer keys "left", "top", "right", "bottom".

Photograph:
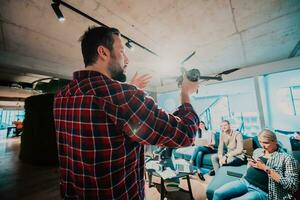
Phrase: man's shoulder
[
  {"left": 97, "top": 79, "right": 148, "bottom": 104},
  {"left": 119, "top": 82, "right": 139, "bottom": 93},
  {"left": 83, "top": 76, "right": 139, "bottom": 97},
  {"left": 233, "top": 130, "right": 242, "bottom": 136},
  {"left": 276, "top": 150, "right": 296, "bottom": 161},
  {"left": 55, "top": 79, "right": 75, "bottom": 98},
  {"left": 54, "top": 75, "right": 147, "bottom": 105}
]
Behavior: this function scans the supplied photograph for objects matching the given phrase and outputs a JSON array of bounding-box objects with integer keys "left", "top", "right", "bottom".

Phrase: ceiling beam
[
  {"left": 0, "top": 97, "right": 26, "bottom": 101},
  {"left": 229, "top": 0, "right": 247, "bottom": 64},
  {"left": 289, "top": 40, "right": 300, "bottom": 58},
  {"left": 0, "top": 50, "right": 72, "bottom": 80}
]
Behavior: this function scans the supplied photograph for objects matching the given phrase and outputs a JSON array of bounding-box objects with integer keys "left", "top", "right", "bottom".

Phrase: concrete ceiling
[{"left": 0, "top": 0, "right": 300, "bottom": 92}]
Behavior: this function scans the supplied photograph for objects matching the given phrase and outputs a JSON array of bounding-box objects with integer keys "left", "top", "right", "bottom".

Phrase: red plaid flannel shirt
[{"left": 53, "top": 70, "right": 199, "bottom": 199}]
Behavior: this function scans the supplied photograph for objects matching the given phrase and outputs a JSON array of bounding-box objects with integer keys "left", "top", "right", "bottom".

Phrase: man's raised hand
[{"left": 129, "top": 72, "right": 152, "bottom": 90}]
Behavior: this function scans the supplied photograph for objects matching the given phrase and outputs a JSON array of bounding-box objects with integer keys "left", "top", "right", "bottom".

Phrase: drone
[{"left": 164, "top": 51, "right": 240, "bottom": 86}]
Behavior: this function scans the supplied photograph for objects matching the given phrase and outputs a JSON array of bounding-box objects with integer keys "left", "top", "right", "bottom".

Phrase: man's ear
[{"left": 97, "top": 46, "right": 110, "bottom": 61}]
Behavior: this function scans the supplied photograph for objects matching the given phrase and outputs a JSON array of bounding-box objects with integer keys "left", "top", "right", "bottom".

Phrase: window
[
  {"left": 290, "top": 86, "right": 300, "bottom": 115},
  {"left": 199, "top": 95, "right": 261, "bottom": 136},
  {"left": 0, "top": 109, "right": 25, "bottom": 129},
  {"left": 231, "top": 112, "right": 260, "bottom": 136},
  {"left": 199, "top": 96, "right": 230, "bottom": 131},
  {"left": 210, "top": 96, "right": 230, "bottom": 130}
]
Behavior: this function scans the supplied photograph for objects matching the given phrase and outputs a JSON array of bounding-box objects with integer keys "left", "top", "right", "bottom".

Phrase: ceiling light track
[
  {"left": 51, "top": 1, "right": 65, "bottom": 22},
  {"left": 51, "top": 0, "right": 158, "bottom": 56}
]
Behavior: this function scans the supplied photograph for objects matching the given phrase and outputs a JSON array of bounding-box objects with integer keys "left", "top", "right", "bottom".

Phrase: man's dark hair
[
  {"left": 222, "top": 120, "right": 230, "bottom": 125},
  {"left": 80, "top": 26, "right": 120, "bottom": 66}
]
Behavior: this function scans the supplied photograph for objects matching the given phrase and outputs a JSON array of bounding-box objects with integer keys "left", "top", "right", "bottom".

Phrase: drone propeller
[
  {"left": 218, "top": 68, "right": 240, "bottom": 75},
  {"left": 198, "top": 68, "right": 240, "bottom": 82},
  {"left": 180, "top": 51, "right": 196, "bottom": 65},
  {"left": 161, "top": 50, "right": 240, "bottom": 85}
]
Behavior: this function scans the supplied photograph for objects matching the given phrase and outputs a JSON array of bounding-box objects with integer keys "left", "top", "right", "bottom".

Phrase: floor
[{"left": 0, "top": 130, "right": 212, "bottom": 200}]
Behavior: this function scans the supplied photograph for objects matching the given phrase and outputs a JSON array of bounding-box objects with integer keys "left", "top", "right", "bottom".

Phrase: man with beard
[
  {"left": 209, "top": 120, "right": 246, "bottom": 176},
  {"left": 53, "top": 26, "right": 200, "bottom": 200}
]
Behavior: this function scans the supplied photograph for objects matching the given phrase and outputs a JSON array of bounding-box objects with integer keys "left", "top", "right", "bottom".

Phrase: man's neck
[
  {"left": 85, "top": 63, "right": 111, "bottom": 78},
  {"left": 225, "top": 129, "right": 232, "bottom": 134}
]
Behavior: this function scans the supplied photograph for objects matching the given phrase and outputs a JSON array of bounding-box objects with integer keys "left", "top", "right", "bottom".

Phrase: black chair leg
[{"left": 186, "top": 175, "right": 194, "bottom": 200}]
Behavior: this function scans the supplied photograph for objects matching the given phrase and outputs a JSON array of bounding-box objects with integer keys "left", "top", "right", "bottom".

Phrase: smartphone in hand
[{"left": 245, "top": 154, "right": 256, "bottom": 163}]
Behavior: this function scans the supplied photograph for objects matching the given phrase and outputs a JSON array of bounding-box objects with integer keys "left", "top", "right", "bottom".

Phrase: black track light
[
  {"left": 125, "top": 41, "right": 134, "bottom": 50},
  {"left": 51, "top": 1, "right": 157, "bottom": 56},
  {"left": 51, "top": 2, "right": 65, "bottom": 22}
]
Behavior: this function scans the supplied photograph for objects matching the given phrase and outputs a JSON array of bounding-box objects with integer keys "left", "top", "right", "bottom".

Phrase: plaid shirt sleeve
[
  {"left": 278, "top": 154, "right": 299, "bottom": 193},
  {"left": 266, "top": 149, "right": 299, "bottom": 199},
  {"left": 107, "top": 88, "right": 199, "bottom": 147}
]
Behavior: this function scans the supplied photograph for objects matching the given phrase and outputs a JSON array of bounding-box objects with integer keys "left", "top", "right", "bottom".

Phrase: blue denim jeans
[
  {"left": 213, "top": 178, "right": 268, "bottom": 200},
  {"left": 190, "top": 146, "right": 216, "bottom": 166}
]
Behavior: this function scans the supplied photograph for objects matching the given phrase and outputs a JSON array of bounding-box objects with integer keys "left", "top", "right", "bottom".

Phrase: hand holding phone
[{"left": 245, "top": 154, "right": 256, "bottom": 163}]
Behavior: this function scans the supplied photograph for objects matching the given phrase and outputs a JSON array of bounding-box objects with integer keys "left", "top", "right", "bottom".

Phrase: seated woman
[
  {"left": 213, "top": 129, "right": 299, "bottom": 200},
  {"left": 189, "top": 121, "right": 217, "bottom": 180}
]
